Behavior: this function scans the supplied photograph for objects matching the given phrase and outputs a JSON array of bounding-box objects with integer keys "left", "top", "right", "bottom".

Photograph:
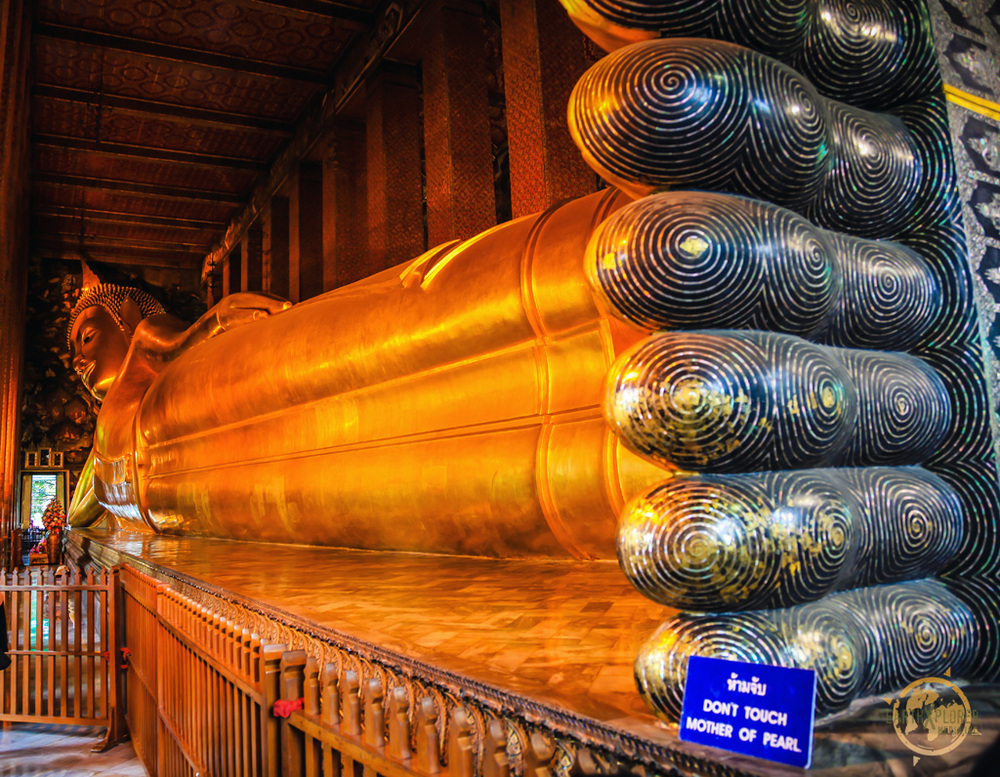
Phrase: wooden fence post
[
  {"left": 388, "top": 687, "right": 412, "bottom": 761},
  {"left": 415, "top": 697, "right": 440, "bottom": 774},
  {"left": 280, "top": 649, "right": 307, "bottom": 777},
  {"left": 364, "top": 678, "right": 385, "bottom": 751},
  {"left": 449, "top": 707, "right": 474, "bottom": 777},
  {"left": 483, "top": 719, "right": 509, "bottom": 777},
  {"left": 262, "top": 643, "right": 286, "bottom": 777},
  {"left": 94, "top": 566, "right": 126, "bottom": 752}
]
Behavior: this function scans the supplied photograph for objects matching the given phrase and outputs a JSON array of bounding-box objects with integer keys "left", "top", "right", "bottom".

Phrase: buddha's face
[{"left": 70, "top": 305, "right": 130, "bottom": 401}]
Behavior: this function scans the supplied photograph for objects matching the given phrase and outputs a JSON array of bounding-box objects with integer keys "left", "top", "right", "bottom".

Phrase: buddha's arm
[
  {"left": 67, "top": 450, "right": 104, "bottom": 527},
  {"left": 130, "top": 292, "right": 290, "bottom": 367}
]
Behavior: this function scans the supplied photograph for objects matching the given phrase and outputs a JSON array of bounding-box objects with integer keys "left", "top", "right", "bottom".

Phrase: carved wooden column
[
  {"left": 264, "top": 196, "right": 290, "bottom": 299},
  {"left": 242, "top": 223, "right": 264, "bottom": 292},
  {"left": 291, "top": 162, "right": 324, "bottom": 301},
  {"left": 366, "top": 63, "right": 425, "bottom": 270},
  {"left": 223, "top": 246, "right": 242, "bottom": 297},
  {"left": 321, "top": 122, "right": 368, "bottom": 289},
  {"left": 0, "top": 0, "right": 31, "bottom": 536},
  {"left": 422, "top": 0, "right": 496, "bottom": 246},
  {"left": 206, "top": 263, "right": 224, "bottom": 306},
  {"left": 498, "top": 0, "right": 597, "bottom": 217}
]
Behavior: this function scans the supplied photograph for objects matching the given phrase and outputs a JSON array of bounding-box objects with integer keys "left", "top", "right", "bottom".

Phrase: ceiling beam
[
  {"left": 201, "top": 0, "right": 423, "bottom": 279},
  {"left": 249, "top": 0, "right": 373, "bottom": 23},
  {"left": 39, "top": 231, "right": 210, "bottom": 253},
  {"left": 33, "top": 134, "right": 269, "bottom": 172},
  {"left": 35, "top": 205, "right": 222, "bottom": 231},
  {"left": 35, "top": 22, "right": 330, "bottom": 84},
  {"left": 33, "top": 172, "right": 246, "bottom": 204},
  {"left": 32, "top": 245, "right": 205, "bottom": 270},
  {"left": 34, "top": 85, "right": 296, "bottom": 133}
]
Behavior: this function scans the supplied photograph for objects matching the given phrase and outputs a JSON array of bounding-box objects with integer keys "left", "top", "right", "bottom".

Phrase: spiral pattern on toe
[
  {"left": 634, "top": 580, "right": 978, "bottom": 721},
  {"left": 585, "top": 192, "right": 836, "bottom": 333},
  {"left": 569, "top": 39, "right": 926, "bottom": 239},
  {"left": 587, "top": 191, "right": 941, "bottom": 350},
  {"left": 814, "top": 235, "right": 939, "bottom": 349},
  {"left": 847, "top": 582, "right": 977, "bottom": 695},
  {"left": 739, "top": 53, "right": 828, "bottom": 208},
  {"left": 570, "top": 40, "right": 749, "bottom": 193},
  {"left": 796, "top": 0, "right": 937, "bottom": 107},
  {"left": 945, "top": 577, "right": 1000, "bottom": 680},
  {"left": 559, "top": 0, "right": 937, "bottom": 108},
  {"left": 606, "top": 331, "right": 857, "bottom": 472},
  {"left": 835, "top": 350, "right": 950, "bottom": 466},
  {"left": 619, "top": 467, "right": 963, "bottom": 612},
  {"left": 618, "top": 470, "right": 858, "bottom": 611},
  {"left": 634, "top": 610, "right": 808, "bottom": 721},
  {"left": 835, "top": 468, "right": 963, "bottom": 586},
  {"left": 807, "top": 104, "right": 922, "bottom": 237}
]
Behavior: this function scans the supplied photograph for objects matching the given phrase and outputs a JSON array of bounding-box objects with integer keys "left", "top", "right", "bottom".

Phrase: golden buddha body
[
  {"left": 70, "top": 189, "right": 670, "bottom": 558},
  {"left": 69, "top": 0, "right": 1000, "bottom": 722}
]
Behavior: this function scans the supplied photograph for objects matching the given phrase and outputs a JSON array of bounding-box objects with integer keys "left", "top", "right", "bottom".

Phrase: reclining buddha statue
[{"left": 68, "top": 0, "right": 999, "bottom": 723}]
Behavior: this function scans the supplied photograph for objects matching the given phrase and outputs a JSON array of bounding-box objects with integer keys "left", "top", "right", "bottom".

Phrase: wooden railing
[
  {"left": 121, "top": 564, "right": 280, "bottom": 777},
  {"left": 118, "top": 564, "right": 569, "bottom": 777},
  {"left": 0, "top": 565, "right": 122, "bottom": 741}
]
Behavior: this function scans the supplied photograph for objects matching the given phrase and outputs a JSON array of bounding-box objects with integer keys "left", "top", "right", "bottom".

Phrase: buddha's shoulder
[{"left": 93, "top": 349, "right": 157, "bottom": 459}]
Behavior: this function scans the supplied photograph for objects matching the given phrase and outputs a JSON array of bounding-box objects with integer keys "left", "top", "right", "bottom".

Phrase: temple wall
[
  {"left": 216, "top": 0, "right": 602, "bottom": 302},
  {"left": 930, "top": 0, "right": 1000, "bottom": 455},
  {"left": 0, "top": 0, "right": 31, "bottom": 539}
]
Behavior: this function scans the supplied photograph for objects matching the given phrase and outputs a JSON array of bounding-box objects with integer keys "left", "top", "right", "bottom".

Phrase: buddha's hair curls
[{"left": 67, "top": 283, "right": 165, "bottom": 348}]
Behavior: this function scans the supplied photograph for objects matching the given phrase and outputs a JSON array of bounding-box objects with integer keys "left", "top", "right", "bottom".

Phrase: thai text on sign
[{"left": 679, "top": 656, "right": 817, "bottom": 768}]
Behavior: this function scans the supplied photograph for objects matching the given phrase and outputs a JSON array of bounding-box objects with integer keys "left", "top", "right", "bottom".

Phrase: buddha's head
[{"left": 67, "top": 284, "right": 164, "bottom": 400}]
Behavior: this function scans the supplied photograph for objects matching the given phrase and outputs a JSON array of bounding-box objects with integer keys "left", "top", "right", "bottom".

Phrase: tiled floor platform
[
  {"left": 0, "top": 723, "right": 146, "bottom": 776},
  {"left": 68, "top": 529, "right": 1000, "bottom": 776}
]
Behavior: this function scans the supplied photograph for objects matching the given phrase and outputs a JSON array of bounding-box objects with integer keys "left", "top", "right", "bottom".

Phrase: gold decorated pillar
[
  {"left": 0, "top": 0, "right": 30, "bottom": 536},
  {"left": 263, "top": 197, "right": 290, "bottom": 299},
  {"left": 321, "top": 122, "right": 368, "bottom": 289},
  {"left": 223, "top": 246, "right": 242, "bottom": 297},
  {"left": 366, "top": 63, "right": 425, "bottom": 269},
  {"left": 242, "top": 224, "right": 264, "bottom": 292},
  {"left": 421, "top": 0, "right": 496, "bottom": 246},
  {"left": 206, "top": 264, "right": 224, "bottom": 307},
  {"left": 499, "top": 0, "right": 597, "bottom": 217},
  {"left": 291, "top": 162, "right": 324, "bottom": 301}
]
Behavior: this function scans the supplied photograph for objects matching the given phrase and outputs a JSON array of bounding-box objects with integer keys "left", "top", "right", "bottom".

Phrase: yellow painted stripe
[{"left": 944, "top": 85, "right": 1000, "bottom": 122}]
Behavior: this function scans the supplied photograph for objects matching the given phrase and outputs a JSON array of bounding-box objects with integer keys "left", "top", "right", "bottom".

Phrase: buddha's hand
[
  {"left": 209, "top": 292, "right": 292, "bottom": 336},
  {"left": 560, "top": 0, "right": 1000, "bottom": 719}
]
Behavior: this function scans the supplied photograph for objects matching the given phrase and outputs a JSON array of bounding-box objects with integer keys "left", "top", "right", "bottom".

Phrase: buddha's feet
[{"left": 559, "top": 0, "right": 1000, "bottom": 720}]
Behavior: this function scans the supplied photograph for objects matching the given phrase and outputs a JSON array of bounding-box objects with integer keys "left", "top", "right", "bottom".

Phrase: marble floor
[
  {"left": 0, "top": 724, "right": 147, "bottom": 776},
  {"left": 68, "top": 530, "right": 1000, "bottom": 776}
]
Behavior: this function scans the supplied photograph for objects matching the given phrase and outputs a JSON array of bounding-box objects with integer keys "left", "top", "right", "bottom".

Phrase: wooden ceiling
[{"left": 30, "top": 0, "right": 381, "bottom": 286}]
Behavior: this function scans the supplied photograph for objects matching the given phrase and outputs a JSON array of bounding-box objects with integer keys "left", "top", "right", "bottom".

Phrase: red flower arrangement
[{"left": 31, "top": 498, "right": 66, "bottom": 554}]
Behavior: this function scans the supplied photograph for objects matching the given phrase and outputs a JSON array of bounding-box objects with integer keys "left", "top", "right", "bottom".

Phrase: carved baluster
[
  {"left": 280, "top": 650, "right": 307, "bottom": 777},
  {"left": 304, "top": 657, "right": 320, "bottom": 716},
  {"left": 227, "top": 620, "right": 239, "bottom": 669},
  {"left": 343, "top": 671, "right": 362, "bottom": 736},
  {"left": 303, "top": 657, "right": 322, "bottom": 777},
  {"left": 241, "top": 628, "right": 252, "bottom": 678},
  {"left": 449, "top": 707, "right": 474, "bottom": 777},
  {"left": 321, "top": 664, "right": 340, "bottom": 728},
  {"left": 213, "top": 614, "right": 223, "bottom": 661},
  {"left": 250, "top": 635, "right": 263, "bottom": 687},
  {"left": 388, "top": 686, "right": 412, "bottom": 761},
  {"left": 262, "top": 644, "right": 286, "bottom": 777},
  {"left": 483, "top": 720, "right": 509, "bottom": 777},
  {"left": 416, "top": 697, "right": 441, "bottom": 774},
  {"left": 200, "top": 607, "right": 210, "bottom": 653},
  {"left": 526, "top": 732, "right": 554, "bottom": 777},
  {"left": 364, "top": 677, "right": 385, "bottom": 750}
]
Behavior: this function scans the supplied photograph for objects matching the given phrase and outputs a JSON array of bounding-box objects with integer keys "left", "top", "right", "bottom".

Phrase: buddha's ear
[{"left": 119, "top": 296, "right": 143, "bottom": 340}]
